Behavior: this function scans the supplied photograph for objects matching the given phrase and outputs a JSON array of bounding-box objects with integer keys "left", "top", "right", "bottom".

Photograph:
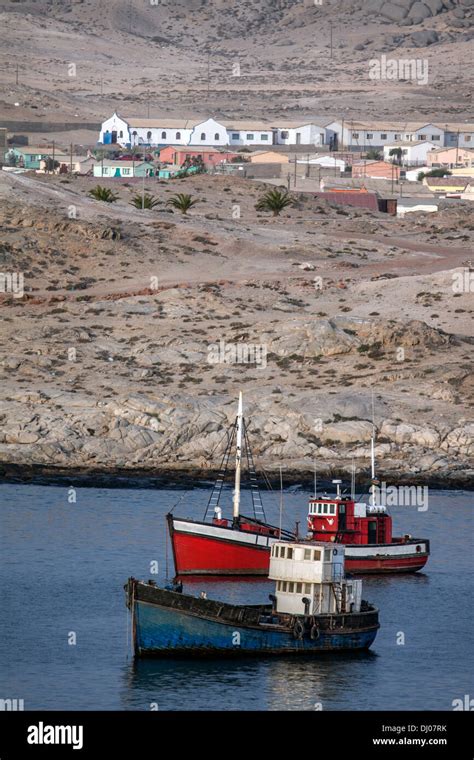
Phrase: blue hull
[{"left": 133, "top": 599, "right": 378, "bottom": 656}]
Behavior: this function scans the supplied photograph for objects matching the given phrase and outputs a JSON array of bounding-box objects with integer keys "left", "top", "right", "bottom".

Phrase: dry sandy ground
[
  {"left": 0, "top": 0, "right": 472, "bottom": 138},
  {"left": 0, "top": 168, "right": 472, "bottom": 485}
]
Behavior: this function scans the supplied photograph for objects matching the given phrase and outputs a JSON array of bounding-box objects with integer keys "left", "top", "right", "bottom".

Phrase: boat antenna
[
  {"left": 279, "top": 465, "right": 283, "bottom": 538},
  {"left": 370, "top": 390, "right": 376, "bottom": 506},
  {"left": 232, "top": 392, "right": 243, "bottom": 524},
  {"left": 313, "top": 459, "right": 317, "bottom": 499},
  {"left": 351, "top": 458, "right": 356, "bottom": 501}
]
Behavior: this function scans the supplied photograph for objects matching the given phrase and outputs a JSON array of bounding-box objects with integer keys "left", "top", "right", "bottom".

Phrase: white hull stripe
[
  {"left": 173, "top": 520, "right": 276, "bottom": 548},
  {"left": 172, "top": 520, "right": 428, "bottom": 557}
]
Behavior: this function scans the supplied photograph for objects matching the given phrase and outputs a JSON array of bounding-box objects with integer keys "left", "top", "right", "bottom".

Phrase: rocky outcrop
[{"left": 0, "top": 391, "right": 471, "bottom": 485}]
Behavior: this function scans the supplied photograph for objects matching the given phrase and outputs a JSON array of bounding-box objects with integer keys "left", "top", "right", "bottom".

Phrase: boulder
[
  {"left": 381, "top": 2, "right": 410, "bottom": 20},
  {"left": 409, "top": 1, "right": 434, "bottom": 21},
  {"left": 410, "top": 29, "right": 439, "bottom": 45}
]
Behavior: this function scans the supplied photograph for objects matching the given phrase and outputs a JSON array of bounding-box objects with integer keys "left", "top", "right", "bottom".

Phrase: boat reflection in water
[{"left": 122, "top": 650, "right": 376, "bottom": 711}]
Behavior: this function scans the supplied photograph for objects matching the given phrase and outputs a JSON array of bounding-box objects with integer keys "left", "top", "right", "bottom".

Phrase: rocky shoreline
[{"left": 0, "top": 462, "right": 471, "bottom": 491}]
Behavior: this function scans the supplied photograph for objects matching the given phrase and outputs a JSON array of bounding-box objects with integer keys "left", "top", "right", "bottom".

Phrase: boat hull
[
  {"left": 168, "top": 515, "right": 429, "bottom": 576},
  {"left": 127, "top": 580, "right": 379, "bottom": 657}
]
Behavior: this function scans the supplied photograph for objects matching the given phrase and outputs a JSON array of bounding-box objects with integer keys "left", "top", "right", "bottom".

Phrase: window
[
  {"left": 304, "top": 583, "right": 311, "bottom": 594},
  {"left": 296, "top": 583, "right": 302, "bottom": 594},
  {"left": 280, "top": 547, "right": 286, "bottom": 559},
  {"left": 322, "top": 504, "right": 328, "bottom": 514},
  {"left": 289, "top": 582, "right": 294, "bottom": 593},
  {"left": 261, "top": 134, "right": 268, "bottom": 140},
  {"left": 394, "top": 134, "right": 400, "bottom": 140},
  {"left": 122, "top": 168, "right": 131, "bottom": 175},
  {"left": 102, "top": 167, "right": 109, "bottom": 175},
  {"left": 381, "top": 133, "right": 387, "bottom": 140},
  {"left": 282, "top": 581, "right": 287, "bottom": 592},
  {"left": 324, "top": 548, "right": 332, "bottom": 562},
  {"left": 161, "top": 131, "right": 167, "bottom": 139},
  {"left": 276, "top": 581, "right": 281, "bottom": 591},
  {"left": 465, "top": 135, "right": 471, "bottom": 142},
  {"left": 366, "top": 133, "right": 373, "bottom": 139},
  {"left": 419, "top": 134, "right": 427, "bottom": 140},
  {"left": 287, "top": 548, "right": 293, "bottom": 560},
  {"left": 147, "top": 131, "right": 152, "bottom": 140},
  {"left": 119, "top": 130, "right": 123, "bottom": 138},
  {"left": 280, "top": 131, "right": 289, "bottom": 139},
  {"left": 313, "top": 550, "right": 321, "bottom": 561},
  {"left": 214, "top": 133, "right": 219, "bottom": 140},
  {"left": 431, "top": 135, "right": 440, "bottom": 141},
  {"left": 246, "top": 134, "right": 254, "bottom": 140},
  {"left": 200, "top": 133, "right": 206, "bottom": 140},
  {"left": 352, "top": 132, "right": 359, "bottom": 139},
  {"left": 232, "top": 133, "right": 239, "bottom": 139},
  {"left": 304, "top": 549, "right": 311, "bottom": 561},
  {"left": 176, "top": 132, "right": 181, "bottom": 139},
  {"left": 329, "top": 504, "right": 336, "bottom": 515}
]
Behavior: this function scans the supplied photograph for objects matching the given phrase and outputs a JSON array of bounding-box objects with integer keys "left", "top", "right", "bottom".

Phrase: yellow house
[
  {"left": 248, "top": 151, "right": 290, "bottom": 164},
  {"left": 424, "top": 176, "right": 471, "bottom": 194}
]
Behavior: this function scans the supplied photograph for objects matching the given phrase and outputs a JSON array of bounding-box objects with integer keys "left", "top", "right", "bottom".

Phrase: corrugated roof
[
  {"left": 425, "top": 177, "right": 471, "bottom": 187},
  {"left": 127, "top": 118, "right": 204, "bottom": 129},
  {"left": 160, "top": 146, "right": 236, "bottom": 153},
  {"left": 384, "top": 140, "right": 436, "bottom": 147},
  {"left": 429, "top": 146, "right": 474, "bottom": 155}
]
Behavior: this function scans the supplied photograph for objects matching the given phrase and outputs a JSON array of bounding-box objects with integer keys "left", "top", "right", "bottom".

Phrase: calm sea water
[{"left": 0, "top": 483, "right": 472, "bottom": 711}]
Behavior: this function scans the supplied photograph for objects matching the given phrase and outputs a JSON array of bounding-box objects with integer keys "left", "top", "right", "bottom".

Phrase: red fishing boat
[{"left": 167, "top": 395, "right": 430, "bottom": 576}]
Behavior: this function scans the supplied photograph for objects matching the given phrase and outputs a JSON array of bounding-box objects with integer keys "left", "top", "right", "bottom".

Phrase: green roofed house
[{"left": 93, "top": 159, "right": 154, "bottom": 178}]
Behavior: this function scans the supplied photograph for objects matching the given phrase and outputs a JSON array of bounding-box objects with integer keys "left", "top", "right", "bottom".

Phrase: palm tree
[
  {"left": 365, "top": 148, "right": 382, "bottom": 160},
  {"left": 130, "top": 193, "right": 160, "bottom": 209},
  {"left": 255, "top": 188, "right": 295, "bottom": 217},
  {"left": 166, "top": 193, "right": 199, "bottom": 214},
  {"left": 389, "top": 147, "right": 403, "bottom": 166},
  {"left": 88, "top": 185, "right": 119, "bottom": 203}
]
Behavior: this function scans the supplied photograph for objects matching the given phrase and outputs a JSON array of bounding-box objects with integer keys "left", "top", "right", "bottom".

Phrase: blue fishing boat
[{"left": 125, "top": 540, "right": 380, "bottom": 656}]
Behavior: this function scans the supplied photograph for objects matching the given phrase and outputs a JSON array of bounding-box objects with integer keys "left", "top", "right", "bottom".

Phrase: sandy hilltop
[{"left": 0, "top": 0, "right": 473, "bottom": 488}]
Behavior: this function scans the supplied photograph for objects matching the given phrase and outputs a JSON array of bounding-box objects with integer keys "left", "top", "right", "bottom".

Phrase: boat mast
[
  {"left": 232, "top": 392, "right": 243, "bottom": 523},
  {"left": 370, "top": 391, "right": 376, "bottom": 506}
]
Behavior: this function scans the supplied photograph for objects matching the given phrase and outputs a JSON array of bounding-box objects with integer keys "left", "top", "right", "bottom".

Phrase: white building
[
  {"left": 325, "top": 121, "right": 445, "bottom": 151},
  {"left": 273, "top": 122, "right": 327, "bottom": 147},
  {"left": 444, "top": 123, "right": 474, "bottom": 150},
  {"left": 99, "top": 113, "right": 328, "bottom": 149},
  {"left": 296, "top": 154, "right": 346, "bottom": 172},
  {"left": 383, "top": 140, "right": 437, "bottom": 167}
]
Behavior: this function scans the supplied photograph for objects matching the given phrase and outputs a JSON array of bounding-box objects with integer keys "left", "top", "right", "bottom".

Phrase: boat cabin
[
  {"left": 268, "top": 540, "right": 362, "bottom": 617},
  {"left": 307, "top": 490, "right": 392, "bottom": 546}
]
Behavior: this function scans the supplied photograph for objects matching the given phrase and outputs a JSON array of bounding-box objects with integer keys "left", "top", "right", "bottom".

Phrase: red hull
[
  {"left": 168, "top": 516, "right": 429, "bottom": 576},
  {"left": 172, "top": 531, "right": 270, "bottom": 576}
]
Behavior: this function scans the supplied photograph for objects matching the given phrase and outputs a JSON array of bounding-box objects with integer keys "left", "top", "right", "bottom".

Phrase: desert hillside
[{"left": 0, "top": 0, "right": 472, "bottom": 131}]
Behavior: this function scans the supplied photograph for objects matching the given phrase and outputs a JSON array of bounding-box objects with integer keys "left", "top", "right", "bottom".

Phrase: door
[
  {"left": 368, "top": 521, "right": 377, "bottom": 544},
  {"left": 114, "top": 168, "right": 120, "bottom": 177},
  {"left": 296, "top": 133, "right": 301, "bottom": 145},
  {"left": 111, "top": 130, "right": 117, "bottom": 143}
]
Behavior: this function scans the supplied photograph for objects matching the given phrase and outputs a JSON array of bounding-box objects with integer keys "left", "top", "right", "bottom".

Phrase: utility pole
[
  {"left": 70, "top": 142, "right": 73, "bottom": 175},
  {"left": 207, "top": 52, "right": 210, "bottom": 99},
  {"left": 15, "top": 63, "right": 19, "bottom": 86},
  {"left": 52, "top": 140, "right": 55, "bottom": 175},
  {"left": 293, "top": 156, "right": 297, "bottom": 187},
  {"left": 287, "top": 173, "right": 291, "bottom": 192},
  {"left": 142, "top": 143, "right": 146, "bottom": 209}
]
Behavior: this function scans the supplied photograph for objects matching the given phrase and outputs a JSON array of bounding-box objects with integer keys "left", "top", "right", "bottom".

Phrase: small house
[
  {"left": 352, "top": 160, "right": 400, "bottom": 180},
  {"left": 93, "top": 159, "right": 154, "bottom": 178},
  {"left": 383, "top": 141, "right": 437, "bottom": 167}
]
